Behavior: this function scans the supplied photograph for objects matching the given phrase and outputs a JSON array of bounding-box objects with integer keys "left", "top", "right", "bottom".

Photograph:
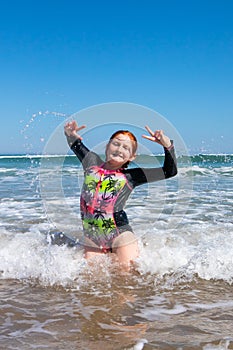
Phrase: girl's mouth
[{"left": 112, "top": 153, "right": 123, "bottom": 159}]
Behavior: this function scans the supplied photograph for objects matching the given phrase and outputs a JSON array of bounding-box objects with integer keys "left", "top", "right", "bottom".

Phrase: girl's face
[{"left": 105, "top": 134, "right": 136, "bottom": 169}]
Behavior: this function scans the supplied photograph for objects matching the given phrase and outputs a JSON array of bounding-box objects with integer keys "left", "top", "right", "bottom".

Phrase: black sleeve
[
  {"left": 70, "top": 139, "right": 103, "bottom": 170},
  {"left": 126, "top": 145, "right": 178, "bottom": 187}
]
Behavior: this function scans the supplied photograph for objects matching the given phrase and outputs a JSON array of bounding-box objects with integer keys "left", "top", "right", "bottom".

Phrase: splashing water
[{"left": 20, "top": 110, "right": 69, "bottom": 154}]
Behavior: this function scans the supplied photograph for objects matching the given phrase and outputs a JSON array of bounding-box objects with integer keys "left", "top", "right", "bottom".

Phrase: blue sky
[{"left": 0, "top": 0, "right": 233, "bottom": 154}]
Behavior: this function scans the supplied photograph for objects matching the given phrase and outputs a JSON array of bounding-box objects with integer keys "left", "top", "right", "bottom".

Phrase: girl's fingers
[
  {"left": 143, "top": 126, "right": 162, "bottom": 141},
  {"left": 154, "top": 131, "right": 161, "bottom": 140},
  {"left": 142, "top": 127, "right": 165, "bottom": 146},
  {"left": 65, "top": 121, "right": 86, "bottom": 132},
  {"left": 142, "top": 134, "right": 154, "bottom": 141},
  {"left": 76, "top": 125, "right": 86, "bottom": 132},
  {"left": 145, "top": 125, "right": 154, "bottom": 137}
]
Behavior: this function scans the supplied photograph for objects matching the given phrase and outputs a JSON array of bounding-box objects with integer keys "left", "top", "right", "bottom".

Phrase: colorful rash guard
[{"left": 71, "top": 139, "right": 177, "bottom": 250}]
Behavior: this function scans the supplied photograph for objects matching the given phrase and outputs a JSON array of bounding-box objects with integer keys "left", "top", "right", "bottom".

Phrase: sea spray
[{"left": 20, "top": 110, "right": 69, "bottom": 154}]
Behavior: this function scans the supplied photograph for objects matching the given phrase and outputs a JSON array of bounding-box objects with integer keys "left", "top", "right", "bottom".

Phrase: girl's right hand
[{"left": 64, "top": 121, "right": 86, "bottom": 140}]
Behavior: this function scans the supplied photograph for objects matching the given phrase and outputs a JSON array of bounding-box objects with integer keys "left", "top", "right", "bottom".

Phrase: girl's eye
[{"left": 111, "top": 140, "right": 131, "bottom": 152}]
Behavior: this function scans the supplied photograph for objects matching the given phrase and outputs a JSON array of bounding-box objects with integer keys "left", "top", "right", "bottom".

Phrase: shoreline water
[{"left": 0, "top": 153, "right": 233, "bottom": 349}]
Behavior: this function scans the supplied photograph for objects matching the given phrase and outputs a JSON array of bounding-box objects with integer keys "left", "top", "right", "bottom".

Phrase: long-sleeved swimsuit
[{"left": 71, "top": 139, "right": 177, "bottom": 252}]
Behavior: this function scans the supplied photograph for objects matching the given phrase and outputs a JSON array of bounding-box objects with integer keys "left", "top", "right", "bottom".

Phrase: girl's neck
[{"left": 103, "top": 161, "right": 121, "bottom": 171}]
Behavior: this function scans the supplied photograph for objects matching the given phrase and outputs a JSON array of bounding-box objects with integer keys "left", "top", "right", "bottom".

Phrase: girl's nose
[{"left": 118, "top": 145, "right": 124, "bottom": 153}]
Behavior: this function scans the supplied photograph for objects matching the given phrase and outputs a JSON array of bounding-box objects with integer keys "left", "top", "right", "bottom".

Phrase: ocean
[{"left": 0, "top": 153, "right": 233, "bottom": 350}]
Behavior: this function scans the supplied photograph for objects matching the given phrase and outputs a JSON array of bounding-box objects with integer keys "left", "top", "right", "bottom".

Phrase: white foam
[
  {"left": 136, "top": 221, "right": 233, "bottom": 284},
  {"left": 0, "top": 229, "right": 86, "bottom": 287},
  {"left": 0, "top": 219, "right": 232, "bottom": 288}
]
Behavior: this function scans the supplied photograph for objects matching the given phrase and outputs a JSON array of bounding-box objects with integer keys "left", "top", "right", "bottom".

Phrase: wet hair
[
  {"left": 107, "top": 130, "right": 138, "bottom": 168},
  {"left": 109, "top": 130, "right": 138, "bottom": 154}
]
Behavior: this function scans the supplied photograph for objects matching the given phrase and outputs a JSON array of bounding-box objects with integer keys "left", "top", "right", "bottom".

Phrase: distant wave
[
  {"left": 179, "top": 154, "right": 233, "bottom": 164},
  {"left": 0, "top": 154, "right": 69, "bottom": 159},
  {"left": 178, "top": 165, "right": 233, "bottom": 177},
  {"left": 0, "top": 154, "right": 232, "bottom": 173},
  {"left": 1, "top": 153, "right": 233, "bottom": 160}
]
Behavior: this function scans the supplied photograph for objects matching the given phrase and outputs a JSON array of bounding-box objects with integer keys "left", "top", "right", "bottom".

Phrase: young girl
[{"left": 64, "top": 121, "right": 177, "bottom": 268}]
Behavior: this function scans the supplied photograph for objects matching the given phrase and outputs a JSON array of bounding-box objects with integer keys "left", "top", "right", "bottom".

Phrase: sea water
[{"left": 0, "top": 153, "right": 233, "bottom": 350}]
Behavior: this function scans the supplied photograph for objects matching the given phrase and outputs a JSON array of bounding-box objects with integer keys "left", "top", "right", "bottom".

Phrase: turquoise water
[{"left": 0, "top": 153, "right": 233, "bottom": 349}]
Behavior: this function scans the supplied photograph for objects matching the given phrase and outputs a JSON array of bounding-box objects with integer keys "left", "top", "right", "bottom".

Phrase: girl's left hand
[{"left": 142, "top": 125, "right": 172, "bottom": 148}]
